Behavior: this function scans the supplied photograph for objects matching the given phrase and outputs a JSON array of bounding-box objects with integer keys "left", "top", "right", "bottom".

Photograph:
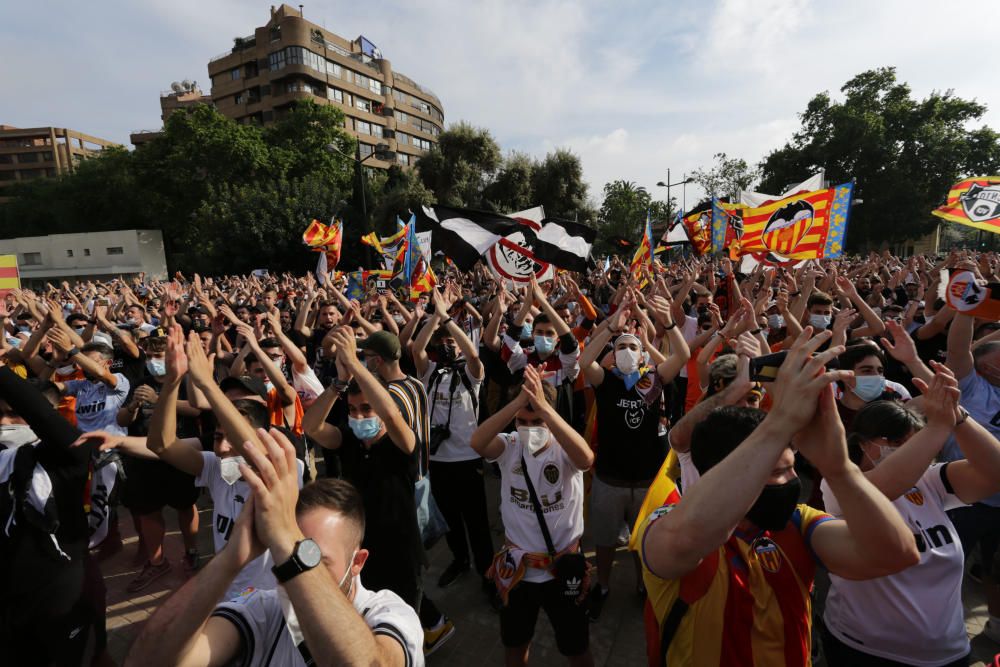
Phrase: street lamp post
[
  {"left": 656, "top": 169, "right": 695, "bottom": 217},
  {"left": 324, "top": 141, "right": 396, "bottom": 224}
]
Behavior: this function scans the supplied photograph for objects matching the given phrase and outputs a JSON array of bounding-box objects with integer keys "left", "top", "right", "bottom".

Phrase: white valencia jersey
[
  {"left": 212, "top": 581, "right": 423, "bottom": 667},
  {"left": 488, "top": 431, "right": 585, "bottom": 583},
  {"left": 196, "top": 451, "right": 304, "bottom": 599},
  {"left": 821, "top": 463, "right": 968, "bottom": 666}
]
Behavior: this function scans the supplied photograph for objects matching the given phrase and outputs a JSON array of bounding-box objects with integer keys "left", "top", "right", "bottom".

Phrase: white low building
[{"left": 0, "top": 229, "right": 168, "bottom": 286}]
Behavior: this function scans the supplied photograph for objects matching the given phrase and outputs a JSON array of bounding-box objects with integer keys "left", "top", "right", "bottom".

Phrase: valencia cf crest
[
  {"left": 543, "top": 463, "right": 560, "bottom": 485},
  {"left": 764, "top": 200, "right": 814, "bottom": 256},
  {"left": 961, "top": 183, "right": 1000, "bottom": 223},
  {"left": 751, "top": 536, "right": 782, "bottom": 573},
  {"left": 904, "top": 488, "right": 925, "bottom": 506}
]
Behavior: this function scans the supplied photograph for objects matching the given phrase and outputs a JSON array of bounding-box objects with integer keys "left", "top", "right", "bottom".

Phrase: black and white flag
[
  {"left": 532, "top": 218, "right": 596, "bottom": 273},
  {"left": 416, "top": 205, "right": 520, "bottom": 270}
]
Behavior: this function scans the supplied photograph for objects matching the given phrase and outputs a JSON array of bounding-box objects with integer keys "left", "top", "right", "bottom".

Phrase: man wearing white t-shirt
[
  {"left": 412, "top": 287, "right": 494, "bottom": 592},
  {"left": 129, "top": 435, "right": 423, "bottom": 667},
  {"left": 105, "top": 326, "right": 306, "bottom": 599},
  {"left": 472, "top": 364, "right": 594, "bottom": 667}
]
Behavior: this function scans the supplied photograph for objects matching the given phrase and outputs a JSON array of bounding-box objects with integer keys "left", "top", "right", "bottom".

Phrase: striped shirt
[
  {"left": 639, "top": 503, "right": 834, "bottom": 667},
  {"left": 386, "top": 375, "right": 430, "bottom": 475}
]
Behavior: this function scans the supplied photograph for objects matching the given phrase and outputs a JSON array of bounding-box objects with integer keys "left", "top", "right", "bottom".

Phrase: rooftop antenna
[{"left": 299, "top": 4, "right": 304, "bottom": 17}]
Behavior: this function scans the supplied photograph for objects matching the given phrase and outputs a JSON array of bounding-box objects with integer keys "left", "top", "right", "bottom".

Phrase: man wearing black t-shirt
[{"left": 578, "top": 298, "right": 689, "bottom": 620}]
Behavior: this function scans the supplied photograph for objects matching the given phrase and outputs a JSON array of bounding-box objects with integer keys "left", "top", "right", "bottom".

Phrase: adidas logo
[{"left": 565, "top": 577, "right": 581, "bottom": 594}]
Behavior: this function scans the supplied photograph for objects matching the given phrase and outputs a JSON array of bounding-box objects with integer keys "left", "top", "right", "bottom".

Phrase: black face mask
[
  {"left": 746, "top": 478, "right": 801, "bottom": 531},
  {"left": 437, "top": 344, "right": 457, "bottom": 364}
]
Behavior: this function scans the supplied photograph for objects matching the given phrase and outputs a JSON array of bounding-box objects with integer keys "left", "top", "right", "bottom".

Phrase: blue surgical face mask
[
  {"left": 521, "top": 323, "right": 533, "bottom": 340},
  {"left": 852, "top": 375, "right": 885, "bottom": 402},
  {"left": 348, "top": 415, "right": 382, "bottom": 440},
  {"left": 809, "top": 314, "right": 831, "bottom": 329},
  {"left": 534, "top": 335, "right": 556, "bottom": 355},
  {"left": 767, "top": 314, "right": 784, "bottom": 330},
  {"left": 145, "top": 358, "right": 166, "bottom": 377}
]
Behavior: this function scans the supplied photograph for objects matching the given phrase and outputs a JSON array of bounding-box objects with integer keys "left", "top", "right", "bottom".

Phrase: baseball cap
[
  {"left": 92, "top": 332, "right": 114, "bottom": 348},
  {"left": 358, "top": 330, "right": 401, "bottom": 361},
  {"left": 220, "top": 375, "right": 269, "bottom": 401}
]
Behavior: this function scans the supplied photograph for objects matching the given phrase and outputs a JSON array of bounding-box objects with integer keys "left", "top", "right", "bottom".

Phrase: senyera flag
[
  {"left": 932, "top": 176, "right": 1000, "bottom": 233},
  {"left": 629, "top": 210, "right": 654, "bottom": 278},
  {"left": 302, "top": 217, "right": 343, "bottom": 271},
  {"left": 532, "top": 218, "right": 596, "bottom": 273},
  {"left": 728, "top": 182, "right": 854, "bottom": 261},
  {"left": 415, "top": 205, "right": 520, "bottom": 271},
  {"left": 676, "top": 207, "right": 713, "bottom": 255},
  {"left": 0, "top": 255, "right": 20, "bottom": 298}
]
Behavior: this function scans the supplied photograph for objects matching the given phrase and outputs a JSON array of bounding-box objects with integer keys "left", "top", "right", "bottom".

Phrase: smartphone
[
  {"left": 375, "top": 279, "right": 388, "bottom": 294},
  {"left": 750, "top": 350, "right": 839, "bottom": 382}
]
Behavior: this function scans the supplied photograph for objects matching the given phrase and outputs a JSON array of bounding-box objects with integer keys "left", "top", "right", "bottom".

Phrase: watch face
[{"left": 297, "top": 538, "right": 323, "bottom": 568}]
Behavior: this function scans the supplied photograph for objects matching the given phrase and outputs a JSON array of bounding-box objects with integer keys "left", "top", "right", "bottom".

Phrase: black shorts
[
  {"left": 500, "top": 579, "right": 589, "bottom": 656},
  {"left": 121, "top": 458, "right": 199, "bottom": 514}
]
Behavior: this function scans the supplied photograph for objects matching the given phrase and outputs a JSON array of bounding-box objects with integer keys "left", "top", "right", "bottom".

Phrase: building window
[
  {"left": 359, "top": 143, "right": 374, "bottom": 158},
  {"left": 106, "top": 247, "right": 124, "bottom": 255},
  {"left": 370, "top": 123, "right": 383, "bottom": 138},
  {"left": 84, "top": 248, "right": 91, "bottom": 256},
  {"left": 270, "top": 25, "right": 281, "bottom": 42},
  {"left": 356, "top": 98, "right": 371, "bottom": 113},
  {"left": 396, "top": 153, "right": 410, "bottom": 166},
  {"left": 397, "top": 132, "right": 408, "bottom": 145},
  {"left": 18, "top": 152, "right": 39, "bottom": 163},
  {"left": 66, "top": 249, "right": 73, "bottom": 257},
  {"left": 21, "top": 252, "right": 42, "bottom": 265},
  {"left": 234, "top": 93, "right": 244, "bottom": 104},
  {"left": 395, "top": 110, "right": 408, "bottom": 124},
  {"left": 41, "top": 151, "right": 53, "bottom": 161},
  {"left": 328, "top": 88, "right": 343, "bottom": 103},
  {"left": 0, "top": 172, "right": 14, "bottom": 181},
  {"left": 245, "top": 62, "right": 258, "bottom": 78},
  {"left": 326, "top": 61, "right": 341, "bottom": 77},
  {"left": 268, "top": 50, "right": 286, "bottom": 71},
  {"left": 19, "top": 170, "right": 42, "bottom": 180},
  {"left": 230, "top": 68, "right": 241, "bottom": 80},
  {"left": 0, "top": 155, "right": 11, "bottom": 164},
  {"left": 369, "top": 79, "right": 381, "bottom": 94},
  {"left": 356, "top": 121, "right": 371, "bottom": 135}
]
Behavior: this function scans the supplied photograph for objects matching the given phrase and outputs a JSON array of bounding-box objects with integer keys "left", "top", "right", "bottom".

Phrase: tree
[
  {"left": 758, "top": 67, "right": 1000, "bottom": 249},
  {"left": 415, "top": 122, "right": 502, "bottom": 207},
  {"left": 531, "top": 149, "right": 593, "bottom": 221},
  {"left": 371, "top": 165, "right": 435, "bottom": 233},
  {"left": 483, "top": 151, "right": 536, "bottom": 213},
  {"left": 689, "top": 152, "right": 759, "bottom": 201}
]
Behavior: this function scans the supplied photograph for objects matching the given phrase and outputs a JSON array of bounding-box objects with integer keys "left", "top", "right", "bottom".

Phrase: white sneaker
[{"left": 983, "top": 616, "right": 1000, "bottom": 644}]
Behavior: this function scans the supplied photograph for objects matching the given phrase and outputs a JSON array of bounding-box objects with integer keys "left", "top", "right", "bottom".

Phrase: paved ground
[{"left": 102, "top": 472, "right": 1000, "bottom": 665}]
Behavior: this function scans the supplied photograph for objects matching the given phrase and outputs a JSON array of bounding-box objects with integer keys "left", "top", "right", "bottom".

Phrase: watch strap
[{"left": 271, "top": 539, "right": 319, "bottom": 583}]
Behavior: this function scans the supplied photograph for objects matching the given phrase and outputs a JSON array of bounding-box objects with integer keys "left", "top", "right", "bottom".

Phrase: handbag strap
[{"left": 520, "top": 453, "right": 556, "bottom": 557}]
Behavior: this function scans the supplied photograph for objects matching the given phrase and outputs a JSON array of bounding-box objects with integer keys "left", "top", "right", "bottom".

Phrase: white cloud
[{"left": 2, "top": 0, "right": 999, "bottom": 218}]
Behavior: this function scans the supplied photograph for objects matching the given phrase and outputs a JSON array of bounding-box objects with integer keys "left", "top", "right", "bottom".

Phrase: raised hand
[
  {"left": 165, "top": 323, "right": 188, "bottom": 383},
  {"left": 880, "top": 321, "right": 918, "bottom": 365},
  {"left": 912, "top": 361, "right": 959, "bottom": 430},
  {"left": 238, "top": 428, "right": 304, "bottom": 560},
  {"left": 771, "top": 328, "right": 851, "bottom": 436},
  {"left": 185, "top": 331, "right": 215, "bottom": 385}
]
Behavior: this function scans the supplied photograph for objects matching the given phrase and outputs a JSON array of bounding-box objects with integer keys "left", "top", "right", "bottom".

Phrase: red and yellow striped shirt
[{"left": 639, "top": 503, "right": 834, "bottom": 666}]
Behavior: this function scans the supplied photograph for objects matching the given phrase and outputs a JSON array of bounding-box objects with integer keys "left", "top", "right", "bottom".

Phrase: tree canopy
[{"left": 758, "top": 67, "right": 1000, "bottom": 249}]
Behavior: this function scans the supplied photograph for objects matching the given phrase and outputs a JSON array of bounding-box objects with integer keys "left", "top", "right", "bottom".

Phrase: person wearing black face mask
[{"left": 636, "top": 329, "right": 920, "bottom": 666}]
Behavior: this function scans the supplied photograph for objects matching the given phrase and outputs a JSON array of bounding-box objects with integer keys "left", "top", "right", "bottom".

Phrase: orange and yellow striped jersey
[{"left": 638, "top": 503, "right": 834, "bottom": 667}]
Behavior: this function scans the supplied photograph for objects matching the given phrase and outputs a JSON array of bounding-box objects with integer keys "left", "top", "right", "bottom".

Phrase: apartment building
[
  {"left": 206, "top": 4, "right": 444, "bottom": 168},
  {"left": 131, "top": 81, "right": 213, "bottom": 147},
  {"left": 0, "top": 125, "right": 116, "bottom": 200}
]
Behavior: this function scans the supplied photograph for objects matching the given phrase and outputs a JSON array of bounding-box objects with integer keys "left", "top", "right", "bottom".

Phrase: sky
[{"left": 3, "top": 0, "right": 999, "bottom": 209}]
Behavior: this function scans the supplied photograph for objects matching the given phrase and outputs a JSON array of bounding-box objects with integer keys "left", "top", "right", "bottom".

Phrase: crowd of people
[{"left": 2, "top": 248, "right": 1000, "bottom": 666}]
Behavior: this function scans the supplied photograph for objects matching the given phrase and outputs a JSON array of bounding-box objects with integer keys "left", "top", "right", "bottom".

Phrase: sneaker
[
  {"left": 423, "top": 618, "right": 456, "bottom": 656},
  {"left": 587, "top": 584, "right": 608, "bottom": 622},
  {"left": 182, "top": 550, "right": 200, "bottom": 575},
  {"left": 437, "top": 560, "right": 470, "bottom": 588},
  {"left": 984, "top": 617, "right": 1000, "bottom": 644},
  {"left": 127, "top": 559, "right": 171, "bottom": 593}
]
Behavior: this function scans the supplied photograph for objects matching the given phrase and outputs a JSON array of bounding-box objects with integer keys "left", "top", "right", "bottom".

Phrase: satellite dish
[
  {"left": 181, "top": 79, "right": 194, "bottom": 90},
  {"left": 171, "top": 82, "right": 183, "bottom": 92}
]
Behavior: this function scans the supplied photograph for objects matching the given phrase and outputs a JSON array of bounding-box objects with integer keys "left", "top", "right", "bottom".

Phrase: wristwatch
[
  {"left": 272, "top": 538, "right": 322, "bottom": 583},
  {"left": 66, "top": 346, "right": 80, "bottom": 358}
]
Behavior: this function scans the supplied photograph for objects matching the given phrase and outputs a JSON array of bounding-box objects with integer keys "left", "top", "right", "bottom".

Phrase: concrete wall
[{"left": 0, "top": 229, "right": 168, "bottom": 285}]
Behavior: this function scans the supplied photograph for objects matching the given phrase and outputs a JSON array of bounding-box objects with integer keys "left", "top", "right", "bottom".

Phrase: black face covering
[
  {"left": 746, "top": 478, "right": 801, "bottom": 531},
  {"left": 437, "top": 344, "right": 457, "bottom": 364}
]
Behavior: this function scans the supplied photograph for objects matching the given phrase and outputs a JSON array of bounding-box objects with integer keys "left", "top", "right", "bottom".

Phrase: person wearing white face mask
[
  {"left": 577, "top": 295, "right": 690, "bottom": 620},
  {"left": 129, "top": 444, "right": 424, "bottom": 667},
  {"left": 89, "top": 325, "right": 304, "bottom": 599},
  {"left": 472, "top": 364, "right": 595, "bottom": 667},
  {"left": 302, "top": 326, "right": 457, "bottom": 654},
  {"left": 821, "top": 364, "right": 1000, "bottom": 665}
]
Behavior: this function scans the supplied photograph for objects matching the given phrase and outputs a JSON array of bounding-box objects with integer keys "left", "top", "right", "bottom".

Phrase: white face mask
[
  {"left": 277, "top": 548, "right": 356, "bottom": 646},
  {"left": 219, "top": 456, "right": 245, "bottom": 486},
  {"left": 809, "top": 313, "right": 831, "bottom": 329},
  {"left": 517, "top": 426, "right": 550, "bottom": 456},
  {"left": 0, "top": 424, "right": 38, "bottom": 449},
  {"left": 615, "top": 348, "right": 641, "bottom": 374}
]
